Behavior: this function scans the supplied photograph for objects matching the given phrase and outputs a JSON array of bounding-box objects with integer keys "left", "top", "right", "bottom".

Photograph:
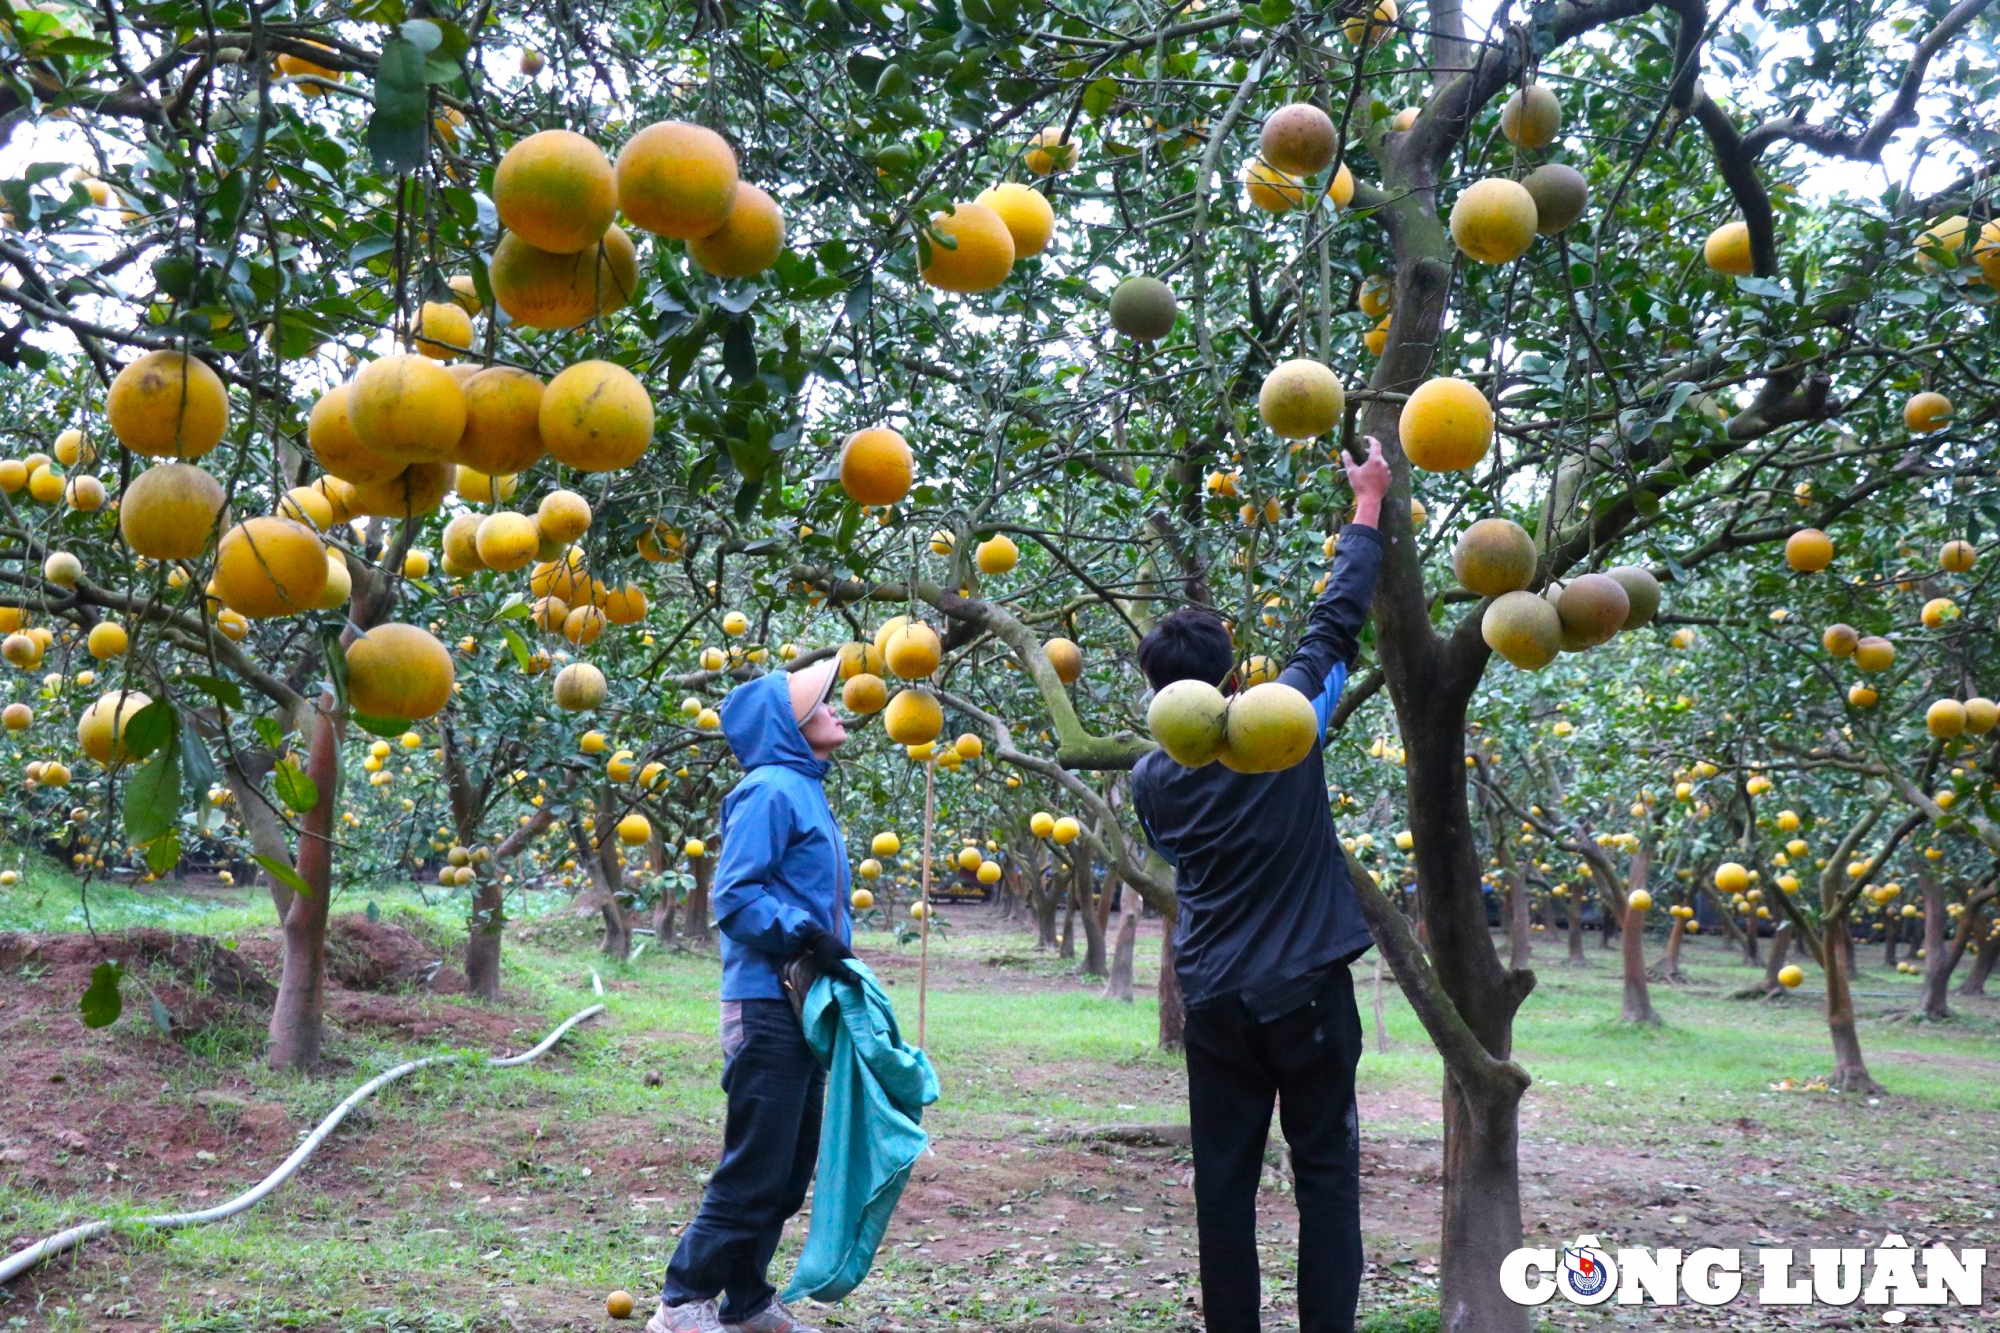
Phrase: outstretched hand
[{"left": 1345, "top": 435, "right": 1391, "bottom": 527}]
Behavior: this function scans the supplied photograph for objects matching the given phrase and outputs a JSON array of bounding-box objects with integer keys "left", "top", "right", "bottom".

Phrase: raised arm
[{"left": 1278, "top": 437, "right": 1391, "bottom": 730}]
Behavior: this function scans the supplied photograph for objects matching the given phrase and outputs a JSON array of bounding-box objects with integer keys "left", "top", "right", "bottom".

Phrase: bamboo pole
[{"left": 917, "top": 753, "right": 936, "bottom": 1047}]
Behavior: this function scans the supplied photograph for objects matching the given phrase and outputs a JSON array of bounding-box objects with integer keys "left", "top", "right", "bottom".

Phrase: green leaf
[
  {"left": 273, "top": 760, "right": 320, "bottom": 814},
  {"left": 254, "top": 716, "right": 285, "bottom": 750},
  {"left": 366, "top": 900, "right": 381, "bottom": 923},
  {"left": 124, "top": 743, "right": 182, "bottom": 845},
  {"left": 147, "top": 831, "right": 182, "bottom": 876},
  {"left": 184, "top": 673, "right": 244, "bottom": 710},
  {"left": 255, "top": 855, "right": 314, "bottom": 899},
  {"left": 366, "top": 37, "right": 431, "bottom": 176},
  {"left": 80, "top": 961, "right": 124, "bottom": 1029},
  {"left": 351, "top": 711, "right": 413, "bottom": 739},
  {"left": 501, "top": 626, "right": 533, "bottom": 671},
  {"left": 121, "top": 699, "right": 175, "bottom": 762}
]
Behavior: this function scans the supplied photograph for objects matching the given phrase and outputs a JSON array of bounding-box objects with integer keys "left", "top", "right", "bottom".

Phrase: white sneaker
[
  {"left": 647, "top": 1298, "right": 722, "bottom": 1333},
  {"left": 721, "top": 1299, "right": 825, "bottom": 1333}
]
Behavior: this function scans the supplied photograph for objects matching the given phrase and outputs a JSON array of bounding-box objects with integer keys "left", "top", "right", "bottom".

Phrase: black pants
[
  {"left": 1183, "top": 966, "right": 1364, "bottom": 1333},
  {"left": 661, "top": 998, "right": 826, "bottom": 1321}
]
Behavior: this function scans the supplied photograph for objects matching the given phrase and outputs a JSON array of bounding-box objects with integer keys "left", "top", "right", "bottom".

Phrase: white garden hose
[{"left": 0, "top": 972, "right": 607, "bottom": 1286}]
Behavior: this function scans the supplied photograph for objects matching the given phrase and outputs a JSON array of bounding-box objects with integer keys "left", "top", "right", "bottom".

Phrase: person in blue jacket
[
  {"left": 1130, "top": 437, "right": 1391, "bottom": 1333},
  {"left": 651, "top": 656, "right": 858, "bottom": 1333}
]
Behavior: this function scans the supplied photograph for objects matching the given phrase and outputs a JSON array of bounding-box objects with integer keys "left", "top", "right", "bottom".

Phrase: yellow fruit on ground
[
  {"left": 1853, "top": 636, "right": 1895, "bottom": 672},
  {"left": 1258, "top": 359, "right": 1343, "bottom": 438},
  {"left": 1043, "top": 636, "right": 1083, "bottom": 684},
  {"left": 1784, "top": 528, "right": 1833, "bottom": 572},
  {"left": 1052, "top": 815, "right": 1082, "bottom": 845},
  {"left": 493, "top": 129, "right": 616, "bottom": 254},
  {"left": 488, "top": 226, "right": 641, "bottom": 330},
  {"left": 411, "top": 300, "right": 474, "bottom": 360},
  {"left": 307, "top": 384, "right": 405, "bottom": 485},
  {"left": 1928, "top": 698, "right": 1968, "bottom": 738},
  {"left": 1023, "top": 127, "right": 1077, "bottom": 174},
  {"left": 1940, "top": 539, "right": 1977, "bottom": 572},
  {"left": 843, "top": 672, "right": 888, "bottom": 714},
  {"left": 1482, "top": 590, "right": 1561, "bottom": 670},
  {"left": 1148, "top": 679, "right": 1230, "bottom": 768},
  {"left": 1243, "top": 159, "right": 1306, "bottom": 214},
  {"left": 345, "top": 623, "right": 456, "bottom": 719},
  {"left": 120, "top": 463, "right": 226, "bottom": 560},
  {"left": 1342, "top": 0, "right": 1397, "bottom": 46},
  {"left": 976, "top": 535, "right": 1018, "bottom": 575},
  {"left": 77, "top": 689, "right": 153, "bottom": 766},
  {"left": 1452, "top": 518, "right": 1537, "bottom": 596},
  {"left": 873, "top": 831, "right": 901, "bottom": 857},
  {"left": 213, "top": 517, "right": 326, "bottom": 618},
  {"left": 616, "top": 121, "right": 740, "bottom": 240},
  {"left": 1499, "top": 84, "right": 1562, "bottom": 149},
  {"left": 1219, "top": 682, "right": 1318, "bottom": 773},
  {"left": 348, "top": 459, "right": 454, "bottom": 518},
  {"left": 1400, "top": 377, "right": 1494, "bottom": 472},
  {"left": 688, "top": 183, "right": 787, "bottom": 277},
  {"left": 885, "top": 622, "right": 942, "bottom": 679},
  {"left": 540, "top": 360, "right": 654, "bottom": 471},
  {"left": 920, "top": 203, "right": 1016, "bottom": 293},
  {"left": 87, "top": 622, "right": 128, "bottom": 659},
  {"left": 1703, "top": 220, "right": 1754, "bottom": 276},
  {"left": 349, "top": 354, "right": 467, "bottom": 465},
  {"left": 839, "top": 427, "right": 913, "bottom": 505},
  {"left": 476, "top": 512, "right": 541, "bottom": 572},
  {"left": 974, "top": 182, "right": 1055, "bottom": 258},
  {"left": 615, "top": 815, "right": 650, "bottom": 847},
  {"left": 883, "top": 688, "right": 943, "bottom": 744},
  {"left": 1259, "top": 103, "right": 1335, "bottom": 177},
  {"left": 1904, "top": 391, "right": 1952, "bottom": 433},
  {"left": 536, "top": 489, "right": 592, "bottom": 544},
  {"left": 107, "top": 351, "right": 229, "bottom": 459},
  {"left": 1450, "top": 178, "right": 1539, "bottom": 264}
]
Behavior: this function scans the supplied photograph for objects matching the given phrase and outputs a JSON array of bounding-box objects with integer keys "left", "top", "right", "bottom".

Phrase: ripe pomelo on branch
[
  {"left": 441, "top": 513, "right": 485, "bottom": 574},
  {"left": 1852, "top": 636, "right": 1895, "bottom": 672},
  {"left": 838, "top": 427, "right": 913, "bottom": 505},
  {"left": 1546, "top": 572, "right": 1629, "bottom": 651},
  {"left": 1148, "top": 679, "right": 1230, "bottom": 767},
  {"left": 1821, "top": 623, "right": 1859, "bottom": 657},
  {"left": 349, "top": 354, "right": 468, "bottom": 465},
  {"left": 77, "top": 690, "right": 152, "bottom": 766},
  {"left": 493, "top": 128, "right": 617, "bottom": 255},
  {"left": 540, "top": 361, "right": 654, "bottom": 471},
  {"left": 1903, "top": 391, "right": 1952, "bottom": 432},
  {"left": 1452, "top": 518, "right": 1537, "bottom": 596},
  {"left": 489, "top": 227, "right": 640, "bottom": 330},
  {"left": 688, "top": 183, "right": 786, "bottom": 277},
  {"left": 1482, "top": 590, "right": 1561, "bottom": 670},
  {"left": 1963, "top": 697, "right": 1998, "bottom": 733},
  {"left": 1607, "top": 565, "right": 1662, "bottom": 629},
  {"left": 1341, "top": 0, "right": 1397, "bottom": 47},
  {"left": 1499, "top": 84, "right": 1561, "bottom": 149},
  {"left": 1258, "top": 358, "right": 1343, "bottom": 438},
  {"left": 1704, "top": 220, "right": 1754, "bottom": 276},
  {"left": 410, "top": 300, "right": 474, "bottom": 360},
  {"left": 1522, "top": 163, "right": 1588, "bottom": 235},
  {"left": 1108, "top": 276, "right": 1177, "bottom": 341},
  {"left": 213, "top": 516, "right": 327, "bottom": 618},
  {"left": 843, "top": 672, "right": 888, "bottom": 714},
  {"left": 308, "top": 385, "right": 405, "bottom": 484},
  {"left": 553, "top": 661, "right": 607, "bottom": 711},
  {"left": 884, "top": 621, "right": 942, "bottom": 678},
  {"left": 455, "top": 367, "right": 547, "bottom": 476},
  {"left": 616, "top": 120, "right": 741, "bottom": 240},
  {"left": 1219, "top": 682, "right": 1318, "bottom": 773},
  {"left": 920, "top": 202, "right": 1016, "bottom": 293},
  {"left": 976, "top": 535, "right": 1018, "bottom": 574},
  {"left": 349, "top": 459, "right": 454, "bottom": 518},
  {"left": 346, "top": 623, "right": 457, "bottom": 720},
  {"left": 317, "top": 551, "right": 353, "bottom": 610},
  {"left": 1243, "top": 159, "right": 1306, "bottom": 213},
  {"left": 1927, "top": 699, "right": 1967, "bottom": 738},
  {"left": 1259, "top": 103, "right": 1336, "bottom": 176},
  {"left": 1399, "top": 377, "right": 1493, "bottom": 472},
  {"left": 476, "top": 512, "right": 541, "bottom": 571},
  {"left": 601, "top": 583, "right": 648, "bottom": 625},
  {"left": 1042, "top": 636, "right": 1083, "bottom": 684},
  {"left": 1023, "top": 127, "right": 1077, "bottom": 174},
  {"left": 1784, "top": 528, "right": 1833, "bottom": 572},
  {"left": 883, "top": 688, "right": 943, "bottom": 744},
  {"left": 840, "top": 640, "right": 886, "bottom": 678},
  {"left": 974, "top": 182, "right": 1055, "bottom": 258},
  {"left": 107, "top": 350, "right": 229, "bottom": 459},
  {"left": 120, "top": 462, "right": 225, "bottom": 560},
  {"left": 1449, "top": 179, "right": 1538, "bottom": 264},
  {"left": 537, "top": 489, "right": 592, "bottom": 544}
]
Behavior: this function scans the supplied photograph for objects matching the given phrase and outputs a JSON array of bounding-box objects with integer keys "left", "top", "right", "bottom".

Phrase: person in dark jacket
[
  {"left": 1130, "top": 436, "right": 1390, "bottom": 1333},
  {"left": 651, "top": 657, "right": 859, "bottom": 1333}
]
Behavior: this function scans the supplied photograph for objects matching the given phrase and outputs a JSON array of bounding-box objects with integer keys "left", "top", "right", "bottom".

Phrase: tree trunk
[
  {"left": 1034, "top": 875, "right": 1059, "bottom": 949},
  {"left": 1104, "top": 889, "right": 1138, "bottom": 1002},
  {"left": 1618, "top": 902, "right": 1658, "bottom": 1023},
  {"left": 1884, "top": 914, "right": 1899, "bottom": 969},
  {"left": 571, "top": 801, "right": 631, "bottom": 959},
  {"left": 1822, "top": 920, "right": 1881, "bottom": 1094},
  {"left": 685, "top": 849, "right": 713, "bottom": 943},
  {"left": 267, "top": 699, "right": 343, "bottom": 1071},
  {"left": 1077, "top": 865, "right": 1109, "bottom": 978},
  {"left": 1157, "top": 919, "right": 1185, "bottom": 1051},
  {"left": 1058, "top": 875, "right": 1077, "bottom": 961},
  {"left": 1439, "top": 1077, "right": 1530, "bottom": 1333},
  {"left": 1564, "top": 895, "right": 1585, "bottom": 964},
  {"left": 1762, "top": 923, "right": 1792, "bottom": 987},
  {"left": 649, "top": 830, "right": 678, "bottom": 946},
  {"left": 1915, "top": 877, "right": 1957, "bottom": 1020},
  {"left": 1741, "top": 911, "right": 1760, "bottom": 963},
  {"left": 1650, "top": 917, "right": 1687, "bottom": 981},
  {"left": 1960, "top": 921, "right": 1998, "bottom": 996},
  {"left": 465, "top": 872, "right": 506, "bottom": 1001}
]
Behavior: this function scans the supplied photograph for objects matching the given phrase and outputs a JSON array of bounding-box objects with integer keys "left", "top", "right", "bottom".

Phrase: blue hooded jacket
[{"left": 713, "top": 671, "right": 852, "bottom": 1001}]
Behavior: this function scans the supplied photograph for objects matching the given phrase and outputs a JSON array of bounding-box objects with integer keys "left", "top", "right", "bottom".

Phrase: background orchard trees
[{"left": 7, "top": 0, "right": 2000, "bottom": 1330}]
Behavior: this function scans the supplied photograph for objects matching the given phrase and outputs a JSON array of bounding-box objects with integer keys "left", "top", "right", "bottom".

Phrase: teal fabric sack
[{"left": 781, "top": 960, "right": 939, "bottom": 1303}]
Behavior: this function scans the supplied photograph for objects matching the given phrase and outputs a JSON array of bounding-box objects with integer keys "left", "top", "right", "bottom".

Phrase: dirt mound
[
  {"left": 324, "top": 915, "right": 466, "bottom": 994},
  {"left": 0, "top": 928, "right": 277, "bottom": 1025}
]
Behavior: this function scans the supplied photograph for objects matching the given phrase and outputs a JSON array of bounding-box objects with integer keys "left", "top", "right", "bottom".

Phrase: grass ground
[{"left": 1, "top": 865, "right": 1997, "bottom": 1331}]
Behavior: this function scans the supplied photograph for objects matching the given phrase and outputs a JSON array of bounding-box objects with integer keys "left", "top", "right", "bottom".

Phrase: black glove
[{"left": 798, "top": 924, "right": 860, "bottom": 985}]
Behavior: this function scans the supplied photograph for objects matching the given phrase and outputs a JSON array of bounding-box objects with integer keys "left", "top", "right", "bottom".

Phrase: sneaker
[
  {"left": 647, "top": 1298, "right": 721, "bottom": 1333},
  {"left": 720, "top": 1299, "right": 825, "bottom": 1333}
]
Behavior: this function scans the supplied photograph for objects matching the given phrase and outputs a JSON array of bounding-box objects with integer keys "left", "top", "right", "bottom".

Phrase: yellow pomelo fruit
[
  {"left": 973, "top": 183, "right": 1054, "bottom": 258},
  {"left": 1927, "top": 699, "right": 1967, "bottom": 738},
  {"left": 349, "top": 460, "right": 455, "bottom": 519},
  {"left": 456, "top": 466, "right": 519, "bottom": 505},
  {"left": 120, "top": 462, "right": 225, "bottom": 560},
  {"left": 841, "top": 673, "right": 887, "bottom": 715},
  {"left": 346, "top": 622, "right": 456, "bottom": 719},
  {"left": 1450, "top": 178, "right": 1538, "bottom": 263},
  {"left": 531, "top": 546, "right": 591, "bottom": 602},
  {"left": 920, "top": 203, "right": 1016, "bottom": 293},
  {"left": 318, "top": 551, "right": 353, "bottom": 611},
  {"left": 1108, "top": 276, "right": 1177, "bottom": 341},
  {"left": 1499, "top": 84, "right": 1561, "bottom": 148},
  {"left": 540, "top": 361, "right": 654, "bottom": 472},
  {"left": 1399, "top": 377, "right": 1493, "bottom": 472},
  {"left": 1341, "top": 0, "right": 1397, "bottom": 46},
  {"left": 553, "top": 661, "right": 607, "bottom": 711},
  {"left": 1962, "top": 697, "right": 1997, "bottom": 733},
  {"left": 1703, "top": 220, "right": 1753, "bottom": 277},
  {"left": 1606, "top": 565, "right": 1662, "bottom": 629},
  {"left": 349, "top": 354, "right": 467, "bottom": 465},
  {"left": 537, "top": 489, "right": 592, "bottom": 543},
  {"left": 839, "top": 427, "right": 913, "bottom": 505},
  {"left": 214, "top": 516, "right": 326, "bottom": 618},
  {"left": 1452, "top": 518, "right": 1536, "bottom": 596},
  {"left": 87, "top": 622, "right": 129, "bottom": 659},
  {"left": 1259, "top": 103, "right": 1335, "bottom": 177},
  {"left": 448, "top": 273, "right": 482, "bottom": 314},
  {"left": 1522, "top": 163, "right": 1588, "bottom": 235},
  {"left": 1243, "top": 158, "right": 1306, "bottom": 214},
  {"left": 1220, "top": 682, "right": 1318, "bottom": 773},
  {"left": 1482, "top": 590, "right": 1560, "bottom": 670},
  {"left": 64, "top": 474, "right": 105, "bottom": 511},
  {"left": 873, "top": 617, "right": 910, "bottom": 654},
  {"left": 975, "top": 535, "right": 1018, "bottom": 574},
  {"left": 107, "top": 351, "right": 229, "bottom": 459},
  {"left": 1777, "top": 965, "right": 1804, "bottom": 989},
  {"left": 616, "top": 121, "right": 740, "bottom": 240},
  {"left": 1023, "top": 127, "right": 1077, "bottom": 175},
  {"left": 411, "top": 300, "right": 474, "bottom": 361},
  {"left": 493, "top": 129, "right": 616, "bottom": 254},
  {"left": 1903, "top": 391, "right": 1951, "bottom": 433},
  {"left": 1940, "top": 539, "right": 1976, "bottom": 572},
  {"left": 1147, "top": 679, "right": 1229, "bottom": 768},
  {"left": 78, "top": 689, "right": 153, "bottom": 765},
  {"left": 1714, "top": 862, "right": 1749, "bottom": 894},
  {"left": 840, "top": 642, "right": 885, "bottom": 679},
  {"left": 490, "top": 226, "right": 640, "bottom": 331},
  {"left": 602, "top": 583, "right": 648, "bottom": 625},
  {"left": 1546, "top": 572, "right": 1629, "bottom": 651},
  {"left": 1853, "top": 636, "right": 1895, "bottom": 673},
  {"left": 1043, "top": 637, "right": 1083, "bottom": 684},
  {"left": 441, "top": 513, "right": 485, "bottom": 573},
  {"left": 885, "top": 622, "right": 942, "bottom": 679},
  {"left": 1821, "top": 622, "right": 1858, "bottom": 656},
  {"left": 563, "top": 604, "right": 607, "bottom": 646},
  {"left": 687, "top": 183, "right": 786, "bottom": 277},
  {"left": 476, "top": 512, "right": 541, "bottom": 572},
  {"left": 454, "top": 366, "right": 547, "bottom": 476},
  {"left": 26, "top": 465, "right": 62, "bottom": 504},
  {"left": 308, "top": 384, "right": 405, "bottom": 485},
  {"left": 883, "top": 688, "right": 944, "bottom": 744},
  {"left": 616, "top": 815, "right": 650, "bottom": 846},
  {"left": 1784, "top": 528, "right": 1833, "bottom": 572},
  {"left": 278, "top": 484, "right": 334, "bottom": 531},
  {"left": 1258, "top": 359, "right": 1343, "bottom": 438}
]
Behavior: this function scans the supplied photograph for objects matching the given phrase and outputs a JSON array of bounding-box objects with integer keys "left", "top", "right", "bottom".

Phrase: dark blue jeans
[{"left": 661, "top": 998, "right": 826, "bottom": 1321}]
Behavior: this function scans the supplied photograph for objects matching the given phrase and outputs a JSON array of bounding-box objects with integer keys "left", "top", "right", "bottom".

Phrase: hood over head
[{"left": 720, "top": 670, "right": 829, "bottom": 777}]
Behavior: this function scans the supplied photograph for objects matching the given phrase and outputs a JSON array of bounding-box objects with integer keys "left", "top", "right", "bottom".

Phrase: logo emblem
[{"left": 1557, "top": 1236, "right": 1617, "bottom": 1304}]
